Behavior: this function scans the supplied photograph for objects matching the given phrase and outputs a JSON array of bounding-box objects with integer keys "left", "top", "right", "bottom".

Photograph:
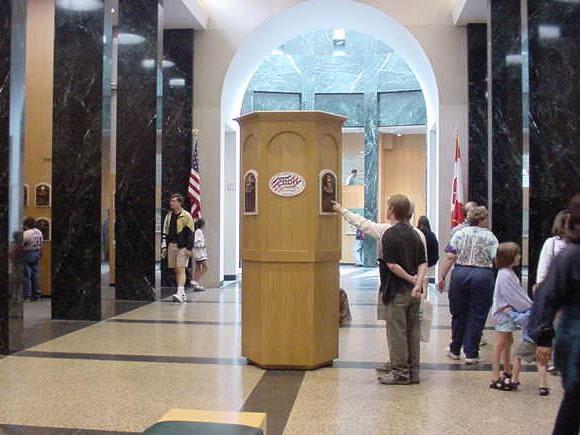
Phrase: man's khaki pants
[{"left": 385, "top": 290, "right": 421, "bottom": 380}]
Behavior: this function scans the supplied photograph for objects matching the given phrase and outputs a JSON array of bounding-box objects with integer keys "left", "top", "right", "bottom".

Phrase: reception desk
[{"left": 237, "top": 111, "right": 345, "bottom": 369}]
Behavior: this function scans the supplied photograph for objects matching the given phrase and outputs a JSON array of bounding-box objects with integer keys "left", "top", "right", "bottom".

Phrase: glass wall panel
[
  {"left": 314, "top": 93, "right": 364, "bottom": 127},
  {"left": 253, "top": 91, "right": 301, "bottom": 112},
  {"left": 378, "top": 91, "right": 426, "bottom": 126}
]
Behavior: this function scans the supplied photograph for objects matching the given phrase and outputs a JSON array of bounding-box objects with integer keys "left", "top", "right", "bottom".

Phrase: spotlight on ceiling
[
  {"left": 56, "top": 0, "right": 103, "bottom": 11},
  {"left": 271, "top": 47, "right": 284, "bottom": 56},
  {"left": 332, "top": 28, "right": 346, "bottom": 41},
  {"left": 117, "top": 32, "right": 145, "bottom": 45}
]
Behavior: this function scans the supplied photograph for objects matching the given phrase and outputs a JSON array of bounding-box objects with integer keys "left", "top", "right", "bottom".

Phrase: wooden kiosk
[{"left": 237, "top": 111, "right": 345, "bottom": 369}]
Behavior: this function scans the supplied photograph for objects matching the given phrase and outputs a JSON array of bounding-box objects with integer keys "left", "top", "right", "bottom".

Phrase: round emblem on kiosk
[{"left": 269, "top": 172, "right": 306, "bottom": 197}]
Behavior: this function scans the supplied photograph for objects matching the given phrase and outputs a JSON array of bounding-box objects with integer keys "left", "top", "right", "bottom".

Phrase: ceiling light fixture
[
  {"left": 538, "top": 24, "right": 561, "bottom": 40},
  {"left": 117, "top": 32, "right": 145, "bottom": 45},
  {"left": 169, "top": 78, "right": 186, "bottom": 88},
  {"left": 332, "top": 28, "right": 346, "bottom": 41},
  {"left": 141, "top": 59, "right": 176, "bottom": 69},
  {"left": 56, "top": 0, "right": 103, "bottom": 11}
]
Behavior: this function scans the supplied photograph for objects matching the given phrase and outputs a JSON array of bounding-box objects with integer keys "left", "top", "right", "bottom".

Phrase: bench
[{"left": 143, "top": 409, "right": 267, "bottom": 435}]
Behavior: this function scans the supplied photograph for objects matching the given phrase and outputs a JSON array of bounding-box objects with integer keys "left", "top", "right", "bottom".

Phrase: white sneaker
[
  {"left": 465, "top": 357, "right": 483, "bottom": 365},
  {"left": 190, "top": 280, "right": 199, "bottom": 287},
  {"left": 172, "top": 293, "right": 184, "bottom": 303},
  {"left": 446, "top": 351, "right": 461, "bottom": 361}
]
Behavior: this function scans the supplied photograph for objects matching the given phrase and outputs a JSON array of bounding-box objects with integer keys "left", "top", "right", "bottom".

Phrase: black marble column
[
  {"left": 490, "top": 0, "right": 523, "bottom": 243},
  {"left": 1, "top": 0, "right": 25, "bottom": 354},
  {"left": 52, "top": 2, "right": 104, "bottom": 320},
  {"left": 528, "top": 0, "right": 580, "bottom": 282},
  {"left": 115, "top": 0, "right": 161, "bottom": 300},
  {"left": 160, "top": 29, "right": 193, "bottom": 288},
  {"left": 467, "top": 24, "right": 488, "bottom": 207},
  {"left": 0, "top": 0, "right": 12, "bottom": 353}
]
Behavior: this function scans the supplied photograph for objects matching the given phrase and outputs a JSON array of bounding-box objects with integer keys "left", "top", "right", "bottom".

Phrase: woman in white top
[
  {"left": 191, "top": 218, "right": 208, "bottom": 291},
  {"left": 536, "top": 210, "right": 569, "bottom": 286}
]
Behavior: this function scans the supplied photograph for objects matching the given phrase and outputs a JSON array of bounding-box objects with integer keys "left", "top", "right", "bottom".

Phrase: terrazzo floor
[{"left": 0, "top": 267, "right": 562, "bottom": 434}]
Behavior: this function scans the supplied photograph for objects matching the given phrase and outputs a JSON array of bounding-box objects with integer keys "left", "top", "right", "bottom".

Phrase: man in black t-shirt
[{"left": 378, "top": 194, "right": 427, "bottom": 385}]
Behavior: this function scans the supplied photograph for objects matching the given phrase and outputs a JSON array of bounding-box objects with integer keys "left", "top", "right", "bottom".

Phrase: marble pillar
[
  {"left": 467, "top": 24, "right": 488, "bottom": 207},
  {"left": 363, "top": 92, "right": 378, "bottom": 266},
  {"left": 0, "top": 0, "right": 12, "bottom": 353},
  {"left": 528, "top": 0, "right": 580, "bottom": 282},
  {"left": 52, "top": 1, "right": 104, "bottom": 320},
  {"left": 1, "top": 0, "right": 25, "bottom": 353},
  {"left": 115, "top": 0, "right": 161, "bottom": 300},
  {"left": 490, "top": 0, "right": 523, "bottom": 244},
  {"left": 160, "top": 29, "right": 193, "bottom": 288}
]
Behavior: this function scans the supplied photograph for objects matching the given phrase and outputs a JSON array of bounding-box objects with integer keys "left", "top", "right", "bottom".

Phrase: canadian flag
[{"left": 450, "top": 131, "right": 465, "bottom": 228}]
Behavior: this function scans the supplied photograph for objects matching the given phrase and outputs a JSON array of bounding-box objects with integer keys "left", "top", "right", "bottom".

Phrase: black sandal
[
  {"left": 539, "top": 387, "right": 550, "bottom": 396},
  {"left": 489, "top": 378, "right": 514, "bottom": 391}
]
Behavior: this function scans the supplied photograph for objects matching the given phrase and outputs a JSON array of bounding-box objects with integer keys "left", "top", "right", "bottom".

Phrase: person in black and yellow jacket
[{"left": 161, "top": 193, "right": 194, "bottom": 303}]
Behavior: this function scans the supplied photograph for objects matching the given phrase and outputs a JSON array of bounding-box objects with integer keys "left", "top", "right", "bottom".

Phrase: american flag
[{"left": 188, "top": 135, "right": 202, "bottom": 220}]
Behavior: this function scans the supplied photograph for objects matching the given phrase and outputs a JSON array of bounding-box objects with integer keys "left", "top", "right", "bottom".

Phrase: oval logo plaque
[{"left": 269, "top": 172, "right": 306, "bottom": 197}]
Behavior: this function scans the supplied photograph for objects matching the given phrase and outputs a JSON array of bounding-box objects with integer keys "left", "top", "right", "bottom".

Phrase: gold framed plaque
[{"left": 35, "top": 183, "right": 51, "bottom": 207}]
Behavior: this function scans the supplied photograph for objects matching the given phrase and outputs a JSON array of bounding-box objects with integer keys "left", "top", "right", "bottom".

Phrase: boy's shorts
[{"left": 516, "top": 340, "right": 538, "bottom": 363}]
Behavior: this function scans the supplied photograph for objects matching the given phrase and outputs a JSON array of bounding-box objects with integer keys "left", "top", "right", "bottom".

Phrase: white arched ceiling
[{"left": 221, "top": 0, "right": 440, "bottom": 130}]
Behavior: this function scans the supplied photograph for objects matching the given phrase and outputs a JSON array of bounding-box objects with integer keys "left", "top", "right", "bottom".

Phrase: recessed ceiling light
[
  {"left": 538, "top": 24, "right": 561, "bottom": 40},
  {"left": 141, "top": 59, "right": 176, "bottom": 69},
  {"left": 56, "top": 0, "right": 103, "bottom": 11},
  {"left": 117, "top": 32, "right": 145, "bottom": 45},
  {"left": 169, "top": 78, "right": 186, "bottom": 88}
]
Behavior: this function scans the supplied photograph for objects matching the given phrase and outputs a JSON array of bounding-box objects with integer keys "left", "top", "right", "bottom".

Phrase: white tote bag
[{"left": 420, "top": 291, "right": 434, "bottom": 343}]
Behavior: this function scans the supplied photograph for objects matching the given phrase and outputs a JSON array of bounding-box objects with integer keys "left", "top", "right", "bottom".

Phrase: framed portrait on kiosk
[
  {"left": 319, "top": 170, "right": 337, "bottom": 215},
  {"left": 244, "top": 170, "right": 258, "bottom": 215}
]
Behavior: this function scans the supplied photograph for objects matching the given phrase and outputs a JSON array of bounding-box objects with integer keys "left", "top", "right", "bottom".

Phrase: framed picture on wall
[
  {"left": 35, "top": 183, "right": 51, "bottom": 207},
  {"left": 36, "top": 217, "right": 51, "bottom": 241},
  {"left": 244, "top": 170, "right": 258, "bottom": 215},
  {"left": 23, "top": 184, "right": 29, "bottom": 207},
  {"left": 319, "top": 169, "right": 338, "bottom": 215}
]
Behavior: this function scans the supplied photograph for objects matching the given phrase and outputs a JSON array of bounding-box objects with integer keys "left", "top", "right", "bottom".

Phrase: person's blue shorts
[{"left": 495, "top": 319, "right": 517, "bottom": 332}]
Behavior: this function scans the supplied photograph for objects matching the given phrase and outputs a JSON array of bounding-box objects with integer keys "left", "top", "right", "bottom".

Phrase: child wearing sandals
[
  {"left": 190, "top": 219, "right": 208, "bottom": 291},
  {"left": 490, "top": 242, "right": 533, "bottom": 392},
  {"left": 502, "top": 306, "right": 550, "bottom": 396}
]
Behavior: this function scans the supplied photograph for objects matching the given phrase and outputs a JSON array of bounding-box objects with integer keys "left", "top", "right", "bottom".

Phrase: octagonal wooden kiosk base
[{"left": 237, "top": 111, "right": 345, "bottom": 370}]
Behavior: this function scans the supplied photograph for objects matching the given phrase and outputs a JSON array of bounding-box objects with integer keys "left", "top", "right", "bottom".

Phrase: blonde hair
[{"left": 467, "top": 206, "right": 488, "bottom": 226}]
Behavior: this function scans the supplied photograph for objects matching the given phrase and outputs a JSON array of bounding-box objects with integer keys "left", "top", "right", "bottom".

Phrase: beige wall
[
  {"left": 195, "top": 0, "right": 469, "bottom": 285},
  {"left": 379, "top": 134, "right": 427, "bottom": 226},
  {"left": 24, "top": 0, "right": 55, "bottom": 295}
]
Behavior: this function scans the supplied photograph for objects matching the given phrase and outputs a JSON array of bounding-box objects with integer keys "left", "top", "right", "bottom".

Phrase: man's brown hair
[
  {"left": 495, "top": 242, "right": 521, "bottom": 269},
  {"left": 387, "top": 194, "right": 411, "bottom": 221},
  {"left": 170, "top": 193, "right": 184, "bottom": 204}
]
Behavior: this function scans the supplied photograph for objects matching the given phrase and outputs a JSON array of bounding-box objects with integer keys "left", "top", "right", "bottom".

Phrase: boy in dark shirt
[{"left": 378, "top": 194, "right": 427, "bottom": 385}]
